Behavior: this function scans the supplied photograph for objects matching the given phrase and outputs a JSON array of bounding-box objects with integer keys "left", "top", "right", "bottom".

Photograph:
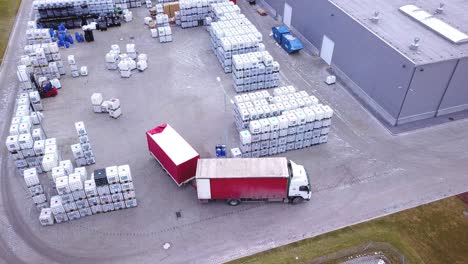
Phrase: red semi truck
[
  {"left": 195, "top": 157, "right": 311, "bottom": 205},
  {"left": 146, "top": 124, "right": 200, "bottom": 186}
]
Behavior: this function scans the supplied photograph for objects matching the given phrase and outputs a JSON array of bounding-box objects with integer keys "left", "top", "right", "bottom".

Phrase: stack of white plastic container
[
  {"left": 145, "top": 0, "right": 152, "bottom": 8},
  {"left": 123, "top": 9, "right": 134, "bottom": 22},
  {"left": 155, "top": 13, "right": 169, "bottom": 27},
  {"left": 22, "top": 22, "right": 65, "bottom": 82},
  {"left": 233, "top": 86, "right": 334, "bottom": 157},
  {"left": 179, "top": 0, "right": 210, "bottom": 28},
  {"left": 155, "top": 3, "right": 164, "bottom": 14},
  {"left": 209, "top": 15, "right": 263, "bottom": 73},
  {"left": 210, "top": 1, "right": 241, "bottom": 21},
  {"left": 32, "top": 0, "right": 115, "bottom": 18},
  {"left": 126, "top": 44, "right": 137, "bottom": 60},
  {"left": 90, "top": 94, "right": 122, "bottom": 118},
  {"left": 108, "top": 98, "right": 122, "bottom": 119},
  {"left": 105, "top": 44, "right": 121, "bottom": 70},
  {"left": 232, "top": 51, "right": 280, "bottom": 92},
  {"left": 114, "top": 0, "right": 141, "bottom": 9},
  {"left": 108, "top": 45, "right": 138, "bottom": 77},
  {"left": 16, "top": 65, "right": 34, "bottom": 92},
  {"left": 49, "top": 160, "right": 74, "bottom": 183},
  {"left": 92, "top": 165, "right": 137, "bottom": 214},
  {"left": 118, "top": 55, "right": 136, "bottom": 78},
  {"left": 44, "top": 165, "right": 137, "bottom": 225},
  {"left": 29, "top": 90, "right": 43, "bottom": 111},
  {"left": 233, "top": 86, "right": 313, "bottom": 130},
  {"left": 91, "top": 93, "right": 104, "bottom": 113},
  {"left": 137, "top": 53, "right": 148, "bottom": 72},
  {"left": 5, "top": 93, "right": 55, "bottom": 175},
  {"left": 88, "top": 0, "right": 115, "bottom": 13},
  {"left": 71, "top": 121, "right": 95, "bottom": 167},
  {"left": 68, "top": 55, "right": 79, "bottom": 78},
  {"left": 41, "top": 137, "right": 60, "bottom": 172},
  {"left": 67, "top": 55, "right": 87, "bottom": 77},
  {"left": 24, "top": 167, "right": 48, "bottom": 209},
  {"left": 158, "top": 26, "right": 173, "bottom": 43}
]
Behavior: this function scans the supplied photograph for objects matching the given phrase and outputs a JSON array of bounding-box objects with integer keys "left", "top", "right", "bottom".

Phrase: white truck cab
[{"left": 287, "top": 160, "right": 311, "bottom": 203}]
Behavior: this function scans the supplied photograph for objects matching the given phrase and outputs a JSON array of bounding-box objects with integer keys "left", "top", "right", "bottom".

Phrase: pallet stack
[
  {"left": 155, "top": 14, "right": 169, "bottom": 27},
  {"left": 177, "top": 0, "right": 228, "bottom": 28},
  {"left": 209, "top": 16, "right": 263, "bottom": 73},
  {"left": 158, "top": 26, "right": 173, "bottom": 43},
  {"left": 41, "top": 138, "right": 61, "bottom": 172},
  {"left": 24, "top": 167, "right": 48, "bottom": 209},
  {"left": 29, "top": 91, "right": 43, "bottom": 112},
  {"left": 210, "top": 1, "right": 241, "bottom": 21},
  {"left": 137, "top": 54, "right": 148, "bottom": 72},
  {"left": 232, "top": 87, "right": 334, "bottom": 157},
  {"left": 118, "top": 55, "right": 137, "bottom": 78},
  {"left": 50, "top": 160, "right": 74, "bottom": 183},
  {"left": 126, "top": 44, "right": 137, "bottom": 60},
  {"left": 115, "top": 0, "right": 141, "bottom": 9},
  {"left": 5, "top": 93, "right": 54, "bottom": 176},
  {"left": 108, "top": 98, "right": 122, "bottom": 119},
  {"left": 43, "top": 164, "right": 137, "bottom": 225},
  {"left": 179, "top": 0, "right": 210, "bottom": 28},
  {"left": 22, "top": 22, "right": 66, "bottom": 83},
  {"left": 105, "top": 44, "right": 121, "bottom": 70},
  {"left": 33, "top": 0, "right": 115, "bottom": 28},
  {"left": 68, "top": 55, "right": 78, "bottom": 77},
  {"left": 232, "top": 51, "right": 280, "bottom": 92},
  {"left": 33, "top": 0, "right": 115, "bottom": 17},
  {"left": 71, "top": 121, "right": 95, "bottom": 167}
]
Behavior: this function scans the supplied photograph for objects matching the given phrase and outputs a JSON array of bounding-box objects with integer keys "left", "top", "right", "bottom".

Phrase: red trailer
[
  {"left": 146, "top": 124, "right": 200, "bottom": 186},
  {"left": 195, "top": 158, "right": 311, "bottom": 205}
]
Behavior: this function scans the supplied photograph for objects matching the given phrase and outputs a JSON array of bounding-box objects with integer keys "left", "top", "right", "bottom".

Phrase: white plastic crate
[
  {"left": 105, "top": 166, "right": 119, "bottom": 184},
  {"left": 39, "top": 208, "right": 54, "bottom": 226},
  {"left": 118, "top": 165, "right": 132, "bottom": 182},
  {"left": 56, "top": 176, "right": 71, "bottom": 195},
  {"left": 23, "top": 167, "right": 40, "bottom": 187},
  {"left": 68, "top": 173, "right": 83, "bottom": 191}
]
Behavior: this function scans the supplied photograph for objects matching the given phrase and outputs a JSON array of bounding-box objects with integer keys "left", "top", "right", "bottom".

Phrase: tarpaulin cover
[{"left": 146, "top": 124, "right": 200, "bottom": 186}]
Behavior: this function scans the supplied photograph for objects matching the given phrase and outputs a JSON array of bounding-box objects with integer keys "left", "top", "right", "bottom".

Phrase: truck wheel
[
  {"left": 227, "top": 199, "right": 241, "bottom": 206},
  {"left": 291, "top": 197, "right": 304, "bottom": 204}
]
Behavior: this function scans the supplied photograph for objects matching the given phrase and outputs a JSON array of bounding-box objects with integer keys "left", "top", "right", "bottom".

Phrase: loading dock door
[
  {"left": 283, "top": 3, "right": 292, "bottom": 27},
  {"left": 320, "top": 35, "right": 335, "bottom": 66}
]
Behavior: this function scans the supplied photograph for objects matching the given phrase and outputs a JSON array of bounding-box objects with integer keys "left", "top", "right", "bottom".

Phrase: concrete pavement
[{"left": 0, "top": 1, "right": 467, "bottom": 264}]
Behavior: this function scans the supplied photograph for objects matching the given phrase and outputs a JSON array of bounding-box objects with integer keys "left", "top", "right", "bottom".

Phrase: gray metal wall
[
  {"left": 437, "top": 58, "right": 468, "bottom": 116},
  {"left": 263, "top": 0, "right": 284, "bottom": 17},
  {"left": 264, "top": 0, "right": 415, "bottom": 125},
  {"left": 398, "top": 60, "right": 458, "bottom": 124}
]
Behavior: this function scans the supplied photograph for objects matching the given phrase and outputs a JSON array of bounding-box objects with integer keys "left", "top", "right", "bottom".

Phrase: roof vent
[
  {"left": 410, "top": 38, "right": 420, "bottom": 50},
  {"left": 435, "top": 3, "right": 444, "bottom": 14},
  {"left": 370, "top": 11, "right": 380, "bottom": 23}
]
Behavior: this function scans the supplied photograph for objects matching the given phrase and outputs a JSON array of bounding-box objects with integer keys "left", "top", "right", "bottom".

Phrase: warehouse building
[{"left": 261, "top": 0, "right": 468, "bottom": 126}]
